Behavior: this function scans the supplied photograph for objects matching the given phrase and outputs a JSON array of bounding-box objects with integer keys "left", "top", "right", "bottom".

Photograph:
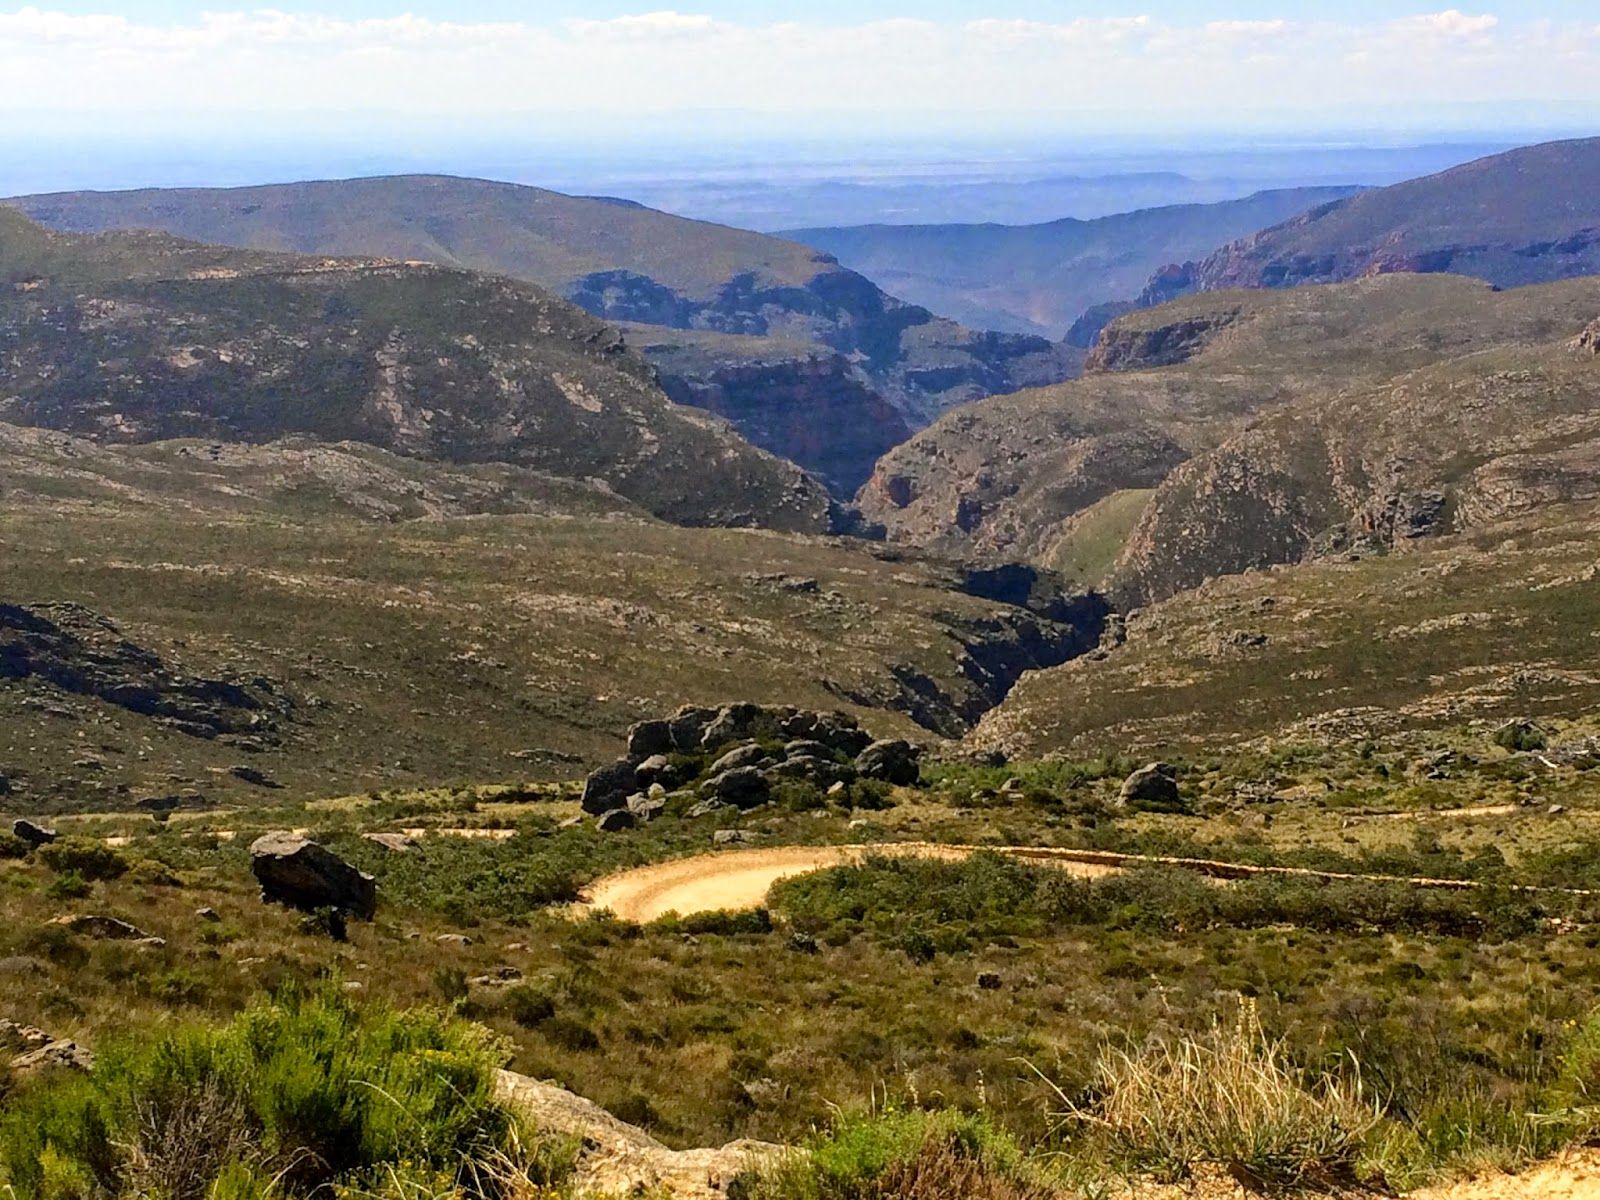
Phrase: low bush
[
  {"left": 0, "top": 985, "right": 529, "bottom": 1199},
  {"left": 37, "top": 838, "right": 130, "bottom": 882}
]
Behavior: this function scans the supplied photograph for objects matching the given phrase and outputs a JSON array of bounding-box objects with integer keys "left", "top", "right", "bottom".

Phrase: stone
[
  {"left": 855, "top": 740, "right": 921, "bottom": 786},
  {"left": 700, "top": 703, "right": 764, "bottom": 750},
  {"left": 558, "top": 815, "right": 585, "bottom": 830},
  {"left": 12, "top": 818, "right": 57, "bottom": 848},
  {"left": 713, "top": 829, "right": 755, "bottom": 846},
  {"left": 627, "top": 793, "right": 668, "bottom": 823},
  {"left": 49, "top": 914, "right": 157, "bottom": 941},
  {"left": 647, "top": 782, "right": 668, "bottom": 800},
  {"left": 196, "top": 906, "right": 222, "bottom": 923},
  {"left": 597, "top": 808, "right": 637, "bottom": 832},
  {"left": 11, "top": 1039, "right": 94, "bottom": 1077},
  {"left": 435, "top": 933, "right": 473, "bottom": 946},
  {"left": 783, "top": 739, "right": 835, "bottom": 760},
  {"left": 0, "top": 1020, "right": 53, "bottom": 1054},
  {"left": 771, "top": 755, "right": 853, "bottom": 786},
  {"left": 788, "top": 932, "right": 820, "bottom": 954},
  {"left": 669, "top": 705, "right": 718, "bottom": 753},
  {"left": 363, "top": 832, "right": 417, "bottom": 853},
  {"left": 635, "top": 755, "right": 677, "bottom": 788},
  {"left": 626, "top": 719, "right": 675, "bottom": 759},
  {"left": 700, "top": 766, "right": 770, "bottom": 810},
  {"left": 687, "top": 799, "right": 728, "bottom": 819},
  {"left": 229, "top": 765, "right": 281, "bottom": 788},
  {"left": 709, "top": 742, "right": 770, "bottom": 775},
  {"left": 977, "top": 972, "right": 1003, "bottom": 991},
  {"left": 827, "top": 781, "right": 848, "bottom": 798},
  {"left": 469, "top": 966, "right": 524, "bottom": 988},
  {"left": 1494, "top": 720, "right": 1548, "bottom": 753},
  {"left": 581, "top": 759, "right": 639, "bottom": 815},
  {"left": 249, "top": 831, "right": 377, "bottom": 920},
  {"left": 1119, "top": 763, "right": 1186, "bottom": 812}
]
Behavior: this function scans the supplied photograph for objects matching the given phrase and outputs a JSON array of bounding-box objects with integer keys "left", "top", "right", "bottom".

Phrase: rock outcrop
[{"left": 249, "top": 832, "right": 377, "bottom": 920}]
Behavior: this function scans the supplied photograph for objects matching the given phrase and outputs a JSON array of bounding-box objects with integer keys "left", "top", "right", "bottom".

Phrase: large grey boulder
[
  {"left": 626, "top": 720, "right": 674, "bottom": 760},
  {"left": 596, "top": 808, "right": 637, "bottom": 833},
  {"left": 700, "top": 766, "right": 771, "bottom": 810},
  {"left": 1119, "top": 763, "right": 1186, "bottom": 812},
  {"left": 250, "top": 832, "right": 377, "bottom": 920},
  {"left": 669, "top": 706, "right": 718, "bottom": 753},
  {"left": 855, "top": 740, "right": 921, "bottom": 786},
  {"left": 581, "top": 759, "right": 639, "bottom": 815},
  {"left": 709, "top": 743, "right": 770, "bottom": 775}
]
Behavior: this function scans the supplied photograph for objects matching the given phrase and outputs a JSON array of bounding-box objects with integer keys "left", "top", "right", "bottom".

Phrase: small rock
[
  {"left": 827, "top": 781, "right": 848, "bottom": 798},
  {"left": 469, "top": 966, "right": 524, "bottom": 987},
  {"left": 229, "top": 765, "right": 281, "bottom": 788},
  {"left": 1550, "top": 804, "right": 1568, "bottom": 816},
  {"left": 627, "top": 793, "right": 668, "bottom": 823},
  {"left": 977, "top": 972, "right": 1004, "bottom": 991},
  {"left": 196, "top": 907, "right": 222, "bottom": 923},
  {"left": 855, "top": 739, "right": 921, "bottom": 786},
  {"left": 363, "top": 832, "right": 417, "bottom": 853},
  {"left": 49, "top": 914, "right": 156, "bottom": 941},
  {"left": 12, "top": 818, "right": 57, "bottom": 848},
  {"left": 596, "top": 808, "right": 637, "bottom": 832},
  {"left": 558, "top": 815, "right": 585, "bottom": 829},
  {"left": 687, "top": 799, "right": 728, "bottom": 819},
  {"left": 435, "top": 933, "right": 473, "bottom": 947}
]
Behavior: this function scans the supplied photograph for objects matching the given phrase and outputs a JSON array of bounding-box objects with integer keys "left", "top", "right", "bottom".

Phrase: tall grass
[
  {"left": 1050, "top": 1001, "right": 1381, "bottom": 1193},
  {"left": 0, "top": 985, "right": 534, "bottom": 1199}
]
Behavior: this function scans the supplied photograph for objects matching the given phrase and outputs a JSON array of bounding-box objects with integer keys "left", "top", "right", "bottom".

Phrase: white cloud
[{"left": 0, "top": 8, "right": 1592, "bottom": 122}]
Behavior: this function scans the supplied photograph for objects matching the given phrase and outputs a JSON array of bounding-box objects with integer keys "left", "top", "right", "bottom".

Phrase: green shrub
[
  {"left": 46, "top": 870, "right": 92, "bottom": 901},
  {"left": 0, "top": 832, "right": 32, "bottom": 860},
  {"left": 37, "top": 838, "right": 130, "bottom": 882},
  {"left": 0, "top": 985, "right": 519, "bottom": 1198}
]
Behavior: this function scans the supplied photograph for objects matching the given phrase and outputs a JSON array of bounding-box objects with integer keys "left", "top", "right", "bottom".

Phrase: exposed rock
[
  {"left": 11, "top": 1038, "right": 95, "bottom": 1077},
  {"left": 700, "top": 766, "right": 771, "bottom": 810},
  {"left": 229, "top": 765, "right": 281, "bottom": 788},
  {"left": 1574, "top": 319, "right": 1600, "bottom": 356},
  {"left": 701, "top": 703, "right": 764, "bottom": 750},
  {"left": 633, "top": 755, "right": 676, "bottom": 787},
  {"left": 597, "top": 808, "right": 637, "bottom": 833},
  {"left": 713, "top": 829, "right": 756, "bottom": 846},
  {"left": 627, "top": 793, "right": 668, "bottom": 823},
  {"left": 196, "top": 907, "right": 222, "bottom": 923},
  {"left": 709, "top": 742, "right": 770, "bottom": 775},
  {"left": 496, "top": 1070, "right": 783, "bottom": 1200},
  {"left": 855, "top": 739, "right": 922, "bottom": 786},
  {"left": 364, "top": 832, "right": 418, "bottom": 853},
  {"left": 13, "top": 817, "right": 57, "bottom": 847},
  {"left": 669, "top": 706, "right": 719, "bottom": 753},
  {"left": 1085, "top": 309, "right": 1239, "bottom": 373},
  {"left": 626, "top": 719, "right": 674, "bottom": 759},
  {"left": 249, "top": 831, "right": 377, "bottom": 920},
  {"left": 0, "top": 1019, "right": 54, "bottom": 1055},
  {"left": 435, "top": 933, "right": 473, "bottom": 946},
  {"left": 581, "top": 759, "right": 639, "bottom": 815},
  {"left": 0, "top": 602, "right": 285, "bottom": 741},
  {"left": 1119, "top": 762, "right": 1186, "bottom": 812},
  {"left": 49, "top": 914, "right": 161, "bottom": 943},
  {"left": 977, "top": 972, "right": 1004, "bottom": 991},
  {"left": 687, "top": 799, "right": 728, "bottom": 819},
  {"left": 770, "top": 755, "right": 854, "bottom": 786}
]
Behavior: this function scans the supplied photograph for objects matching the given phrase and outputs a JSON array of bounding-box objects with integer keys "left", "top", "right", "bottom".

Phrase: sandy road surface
[{"left": 577, "top": 843, "right": 1117, "bottom": 922}]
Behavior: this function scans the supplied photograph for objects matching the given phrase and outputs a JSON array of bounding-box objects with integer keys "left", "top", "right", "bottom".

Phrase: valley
[{"left": 4, "top": 129, "right": 1600, "bottom": 1200}]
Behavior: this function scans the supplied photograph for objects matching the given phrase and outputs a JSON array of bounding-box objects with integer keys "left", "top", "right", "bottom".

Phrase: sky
[{"left": 3, "top": 5, "right": 1598, "bottom": 138}]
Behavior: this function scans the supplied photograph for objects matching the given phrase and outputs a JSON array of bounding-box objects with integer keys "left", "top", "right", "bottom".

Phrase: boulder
[
  {"left": 627, "top": 793, "right": 668, "bottom": 823},
  {"left": 783, "top": 739, "right": 836, "bottom": 760},
  {"left": 634, "top": 754, "right": 678, "bottom": 788},
  {"left": 855, "top": 740, "right": 921, "bottom": 786},
  {"left": 687, "top": 799, "right": 728, "bottom": 819},
  {"left": 669, "top": 706, "right": 718, "bottom": 753},
  {"left": 581, "top": 759, "right": 639, "bottom": 815},
  {"left": 10, "top": 1039, "right": 94, "bottom": 1077},
  {"left": 700, "top": 766, "right": 770, "bottom": 810},
  {"left": 249, "top": 831, "right": 377, "bottom": 920},
  {"left": 709, "top": 742, "right": 770, "bottom": 775},
  {"left": 196, "top": 907, "right": 222, "bottom": 923},
  {"left": 713, "top": 829, "right": 756, "bottom": 846},
  {"left": 229, "top": 765, "right": 281, "bottom": 788},
  {"left": 700, "top": 703, "right": 764, "bottom": 750},
  {"left": 1119, "top": 763, "right": 1186, "bottom": 812},
  {"left": 770, "top": 755, "right": 853, "bottom": 787},
  {"left": 13, "top": 818, "right": 57, "bottom": 848},
  {"left": 597, "top": 808, "right": 637, "bottom": 833},
  {"left": 626, "top": 719, "right": 674, "bottom": 760}
]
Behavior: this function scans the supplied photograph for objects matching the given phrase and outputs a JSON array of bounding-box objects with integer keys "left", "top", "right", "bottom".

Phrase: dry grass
[{"left": 1052, "top": 1001, "right": 1381, "bottom": 1193}]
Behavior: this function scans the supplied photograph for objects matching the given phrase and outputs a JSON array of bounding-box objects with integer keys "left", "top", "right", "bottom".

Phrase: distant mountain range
[
  {"left": 0, "top": 207, "right": 843, "bottom": 533},
  {"left": 783, "top": 187, "right": 1360, "bottom": 339},
  {"left": 4, "top": 176, "right": 1080, "bottom": 493},
  {"left": 1138, "top": 137, "right": 1600, "bottom": 303}
]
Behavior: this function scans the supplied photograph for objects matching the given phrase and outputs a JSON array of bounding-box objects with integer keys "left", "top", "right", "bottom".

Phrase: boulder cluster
[{"left": 581, "top": 703, "right": 922, "bottom": 831}]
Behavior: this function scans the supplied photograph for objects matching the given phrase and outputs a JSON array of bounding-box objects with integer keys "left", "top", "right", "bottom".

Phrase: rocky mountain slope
[
  {"left": 1139, "top": 138, "right": 1600, "bottom": 301},
  {"left": 0, "top": 208, "right": 840, "bottom": 533},
  {"left": 0, "top": 419, "right": 1109, "bottom": 812},
  {"left": 6, "top": 176, "right": 1081, "bottom": 470},
  {"left": 784, "top": 186, "right": 1358, "bottom": 338},
  {"left": 859, "top": 274, "right": 1600, "bottom": 589}
]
